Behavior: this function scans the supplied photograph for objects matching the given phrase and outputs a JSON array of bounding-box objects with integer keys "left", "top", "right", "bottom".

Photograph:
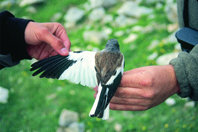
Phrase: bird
[{"left": 30, "top": 39, "right": 124, "bottom": 120}]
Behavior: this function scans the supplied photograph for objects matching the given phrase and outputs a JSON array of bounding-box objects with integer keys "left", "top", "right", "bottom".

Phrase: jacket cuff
[
  {"left": 170, "top": 45, "right": 198, "bottom": 101},
  {"left": 1, "top": 11, "right": 32, "bottom": 61},
  {"left": 169, "top": 53, "right": 192, "bottom": 98},
  {"left": 7, "top": 16, "right": 32, "bottom": 60}
]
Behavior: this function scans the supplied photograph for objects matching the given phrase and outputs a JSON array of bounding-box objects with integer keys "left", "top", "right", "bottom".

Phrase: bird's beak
[{"left": 90, "top": 85, "right": 109, "bottom": 118}]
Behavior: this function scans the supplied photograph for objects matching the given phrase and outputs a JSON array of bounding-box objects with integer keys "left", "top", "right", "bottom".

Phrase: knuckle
[
  {"left": 37, "top": 28, "right": 49, "bottom": 39},
  {"left": 139, "top": 77, "right": 153, "bottom": 87},
  {"left": 55, "top": 22, "right": 64, "bottom": 29},
  {"left": 55, "top": 22, "right": 61, "bottom": 27},
  {"left": 39, "top": 28, "right": 48, "bottom": 35}
]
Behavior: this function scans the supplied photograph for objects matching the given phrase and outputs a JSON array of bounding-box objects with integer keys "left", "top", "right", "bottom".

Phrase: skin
[
  {"left": 94, "top": 65, "right": 180, "bottom": 111},
  {"left": 25, "top": 22, "right": 179, "bottom": 112},
  {"left": 25, "top": 22, "right": 71, "bottom": 60}
]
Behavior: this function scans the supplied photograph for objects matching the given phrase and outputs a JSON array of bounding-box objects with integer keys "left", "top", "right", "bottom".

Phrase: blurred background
[{"left": 0, "top": 0, "right": 198, "bottom": 131}]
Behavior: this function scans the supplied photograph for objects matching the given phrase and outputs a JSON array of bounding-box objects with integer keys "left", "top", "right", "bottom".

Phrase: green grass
[{"left": 0, "top": 0, "right": 198, "bottom": 131}]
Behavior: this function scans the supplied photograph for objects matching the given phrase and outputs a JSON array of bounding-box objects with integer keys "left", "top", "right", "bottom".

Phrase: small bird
[{"left": 30, "top": 39, "right": 124, "bottom": 120}]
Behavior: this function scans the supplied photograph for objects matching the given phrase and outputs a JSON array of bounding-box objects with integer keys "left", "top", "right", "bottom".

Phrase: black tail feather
[
  {"left": 93, "top": 86, "right": 107, "bottom": 118},
  {"left": 93, "top": 73, "right": 122, "bottom": 118}
]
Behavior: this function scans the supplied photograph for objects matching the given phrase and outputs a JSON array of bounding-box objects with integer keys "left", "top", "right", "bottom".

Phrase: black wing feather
[
  {"left": 31, "top": 55, "right": 61, "bottom": 71},
  {"left": 32, "top": 56, "right": 64, "bottom": 76},
  {"left": 31, "top": 55, "right": 77, "bottom": 79},
  {"left": 39, "top": 57, "right": 69, "bottom": 78},
  {"left": 54, "top": 60, "right": 75, "bottom": 79}
]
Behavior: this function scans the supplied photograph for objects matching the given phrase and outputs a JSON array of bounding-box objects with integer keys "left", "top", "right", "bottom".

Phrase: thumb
[{"left": 40, "top": 29, "right": 69, "bottom": 56}]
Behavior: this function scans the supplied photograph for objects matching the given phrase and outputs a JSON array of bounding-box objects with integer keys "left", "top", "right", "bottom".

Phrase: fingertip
[
  {"left": 94, "top": 86, "right": 98, "bottom": 92},
  {"left": 119, "top": 73, "right": 131, "bottom": 87},
  {"left": 64, "top": 41, "right": 71, "bottom": 51},
  {"left": 109, "top": 103, "right": 115, "bottom": 110},
  {"left": 119, "top": 78, "right": 126, "bottom": 87},
  {"left": 60, "top": 48, "right": 69, "bottom": 56}
]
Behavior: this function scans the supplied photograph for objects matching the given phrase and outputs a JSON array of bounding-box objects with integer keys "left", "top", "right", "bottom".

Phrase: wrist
[
  {"left": 167, "top": 65, "right": 180, "bottom": 94},
  {"left": 24, "top": 21, "right": 34, "bottom": 44}
]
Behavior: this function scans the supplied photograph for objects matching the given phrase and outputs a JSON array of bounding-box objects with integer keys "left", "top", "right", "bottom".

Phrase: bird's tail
[{"left": 89, "top": 84, "right": 109, "bottom": 120}]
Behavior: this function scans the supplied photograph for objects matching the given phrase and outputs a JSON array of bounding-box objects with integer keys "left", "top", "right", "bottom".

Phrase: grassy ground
[{"left": 0, "top": 0, "right": 198, "bottom": 131}]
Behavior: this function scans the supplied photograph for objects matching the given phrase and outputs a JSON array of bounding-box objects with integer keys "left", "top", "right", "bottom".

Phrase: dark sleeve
[
  {"left": 0, "top": 11, "right": 32, "bottom": 69},
  {"left": 170, "top": 44, "right": 198, "bottom": 101}
]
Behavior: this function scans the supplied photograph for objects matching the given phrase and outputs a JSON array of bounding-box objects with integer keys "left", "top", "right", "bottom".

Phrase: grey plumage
[{"left": 31, "top": 39, "right": 124, "bottom": 120}]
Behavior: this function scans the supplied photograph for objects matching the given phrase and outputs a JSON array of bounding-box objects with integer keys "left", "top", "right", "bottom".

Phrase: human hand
[
  {"left": 25, "top": 22, "right": 71, "bottom": 60},
  {"left": 103, "top": 65, "right": 179, "bottom": 111}
]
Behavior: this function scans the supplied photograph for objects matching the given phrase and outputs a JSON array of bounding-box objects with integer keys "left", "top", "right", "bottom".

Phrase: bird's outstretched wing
[{"left": 31, "top": 51, "right": 97, "bottom": 87}]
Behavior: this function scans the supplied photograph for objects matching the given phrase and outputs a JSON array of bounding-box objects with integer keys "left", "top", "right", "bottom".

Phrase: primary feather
[{"left": 31, "top": 51, "right": 98, "bottom": 88}]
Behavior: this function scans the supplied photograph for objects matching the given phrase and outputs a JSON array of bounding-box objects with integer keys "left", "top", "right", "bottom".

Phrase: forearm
[
  {"left": 0, "top": 11, "right": 32, "bottom": 68},
  {"left": 170, "top": 44, "right": 198, "bottom": 101}
]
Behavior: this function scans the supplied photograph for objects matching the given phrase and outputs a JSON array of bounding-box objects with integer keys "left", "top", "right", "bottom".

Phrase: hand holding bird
[{"left": 31, "top": 39, "right": 124, "bottom": 120}]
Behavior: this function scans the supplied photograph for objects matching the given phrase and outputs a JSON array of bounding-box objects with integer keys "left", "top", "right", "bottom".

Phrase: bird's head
[{"left": 105, "top": 39, "right": 120, "bottom": 52}]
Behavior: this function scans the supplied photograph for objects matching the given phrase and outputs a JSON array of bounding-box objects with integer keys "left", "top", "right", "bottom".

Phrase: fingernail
[{"left": 60, "top": 48, "right": 67, "bottom": 54}]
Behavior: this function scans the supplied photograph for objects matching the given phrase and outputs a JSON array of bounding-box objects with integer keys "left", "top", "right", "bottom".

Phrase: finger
[
  {"left": 94, "top": 86, "right": 98, "bottom": 92},
  {"left": 27, "top": 44, "right": 47, "bottom": 60},
  {"left": 38, "top": 44, "right": 54, "bottom": 59},
  {"left": 110, "top": 103, "right": 148, "bottom": 111},
  {"left": 119, "top": 72, "right": 139, "bottom": 87},
  {"left": 119, "top": 73, "right": 139, "bottom": 87},
  {"left": 114, "top": 87, "right": 144, "bottom": 99},
  {"left": 49, "top": 50, "right": 58, "bottom": 57},
  {"left": 57, "top": 25, "right": 71, "bottom": 50},
  {"left": 110, "top": 96, "right": 150, "bottom": 106},
  {"left": 94, "top": 93, "right": 97, "bottom": 98},
  {"left": 44, "top": 23, "right": 71, "bottom": 51},
  {"left": 93, "top": 86, "right": 98, "bottom": 98},
  {"left": 40, "top": 28, "right": 68, "bottom": 56}
]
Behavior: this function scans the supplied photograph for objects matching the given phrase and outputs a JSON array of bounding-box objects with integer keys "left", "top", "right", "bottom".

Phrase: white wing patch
[{"left": 59, "top": 51, "right": 97, "bottom": 87}]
